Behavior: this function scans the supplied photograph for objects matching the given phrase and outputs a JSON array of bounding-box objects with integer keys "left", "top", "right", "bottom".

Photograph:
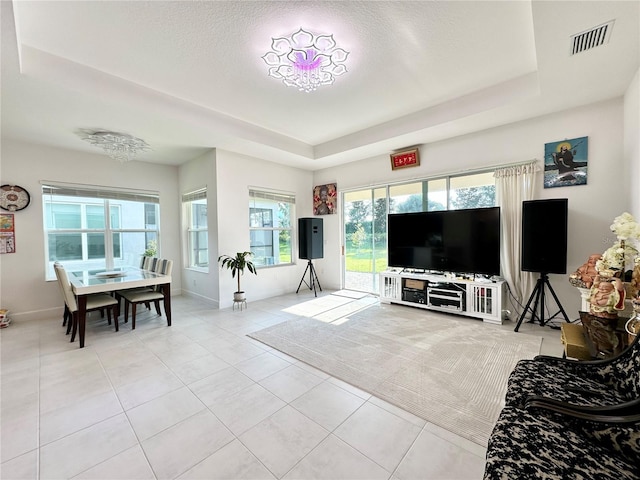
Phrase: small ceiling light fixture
[
  {"left": 78, "top": 129, "right": 150, "bottom": 163},
  {"left": 262, "top": 28, "right": 349, "bottom": 92}
]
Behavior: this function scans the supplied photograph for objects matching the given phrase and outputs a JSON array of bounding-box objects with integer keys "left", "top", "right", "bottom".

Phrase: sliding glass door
[
  {"left": 343, "top": 188, "right": 387, "bottom": 293},
  {"left": 341, "top": 173, "right": 496, "bottom": 293}
]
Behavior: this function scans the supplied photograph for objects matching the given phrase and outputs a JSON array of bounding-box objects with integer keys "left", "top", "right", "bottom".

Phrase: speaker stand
[
  {"left": 296, "top": 260, "right": 323, "bottom": 297},
  {"left": 514, "top": 273, "right": 570, "bottom": 332}
]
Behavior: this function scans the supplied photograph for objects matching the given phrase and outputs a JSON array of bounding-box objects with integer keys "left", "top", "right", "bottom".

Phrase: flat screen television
[{"left": 387, "top": 207, "right": 501, "bottom": 276}]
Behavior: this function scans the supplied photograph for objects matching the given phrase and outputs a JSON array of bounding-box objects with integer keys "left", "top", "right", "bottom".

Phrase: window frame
[
  {"left": 387, "top": 169, "right": 496, "bottom": 214},
  {"left": 182, "top": 188, "right": 209, "bottom": 272},
  {"left": 42, "top": 182, "right": 160, "bottom": 280},
  {"left": 249, "top": 189, "right": 295, "bottom": 268},
  {"left": 45, "top": 201, "right": 123, "bottom": 262}
]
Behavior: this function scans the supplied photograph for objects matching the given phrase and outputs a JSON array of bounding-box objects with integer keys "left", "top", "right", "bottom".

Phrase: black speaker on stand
[
  {"left": 514, "top": 199, "right": 570, "bottom": 332},
  {"left": 297, "top": 218, "right": 323, "bottom": 296}
]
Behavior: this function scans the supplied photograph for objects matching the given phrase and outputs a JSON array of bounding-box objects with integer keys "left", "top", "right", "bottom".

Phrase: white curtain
[{"left": 494, "top": 161, "right": 540, "bottom": 315}]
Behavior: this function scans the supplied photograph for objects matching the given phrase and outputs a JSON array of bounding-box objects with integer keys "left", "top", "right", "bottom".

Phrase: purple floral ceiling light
[{"left": 262, "top": 28, "right": 349, "bottom": 92}]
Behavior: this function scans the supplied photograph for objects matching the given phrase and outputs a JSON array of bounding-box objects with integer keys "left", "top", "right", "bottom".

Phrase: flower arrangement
[
  {"left": 611, "top": 212, "right": 640, "bottom": 240},
  {"left": 595, "top": 212, "right": 640, "bottom": 278}
]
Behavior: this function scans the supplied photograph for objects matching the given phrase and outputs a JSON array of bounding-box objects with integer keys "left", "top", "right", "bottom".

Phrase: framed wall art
[
  {"left": 544, "top": 136, "right": 588, "bottom": 188},
  {"left": 314, "top": 183, "right": 337, "bottom": 215},
  {"left": 0, "top": 213, "right": 15, "bottom": 254},
  {"left": 390, "top": 148, "right": 420, "bottom": 171}
]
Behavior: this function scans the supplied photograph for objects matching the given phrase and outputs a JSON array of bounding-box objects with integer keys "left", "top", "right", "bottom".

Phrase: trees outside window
[
  {"left": 342, "top": 171, "right": 496, "bottom": 293},
  {"left": 249, "top": 190, "right": 295, "bottom": 267}
]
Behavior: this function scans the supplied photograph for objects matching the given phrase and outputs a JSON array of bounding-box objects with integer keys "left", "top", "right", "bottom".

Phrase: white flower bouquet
[
  {"left": 611, "top": 212, "right": 640, "bottom": 241},
  {"left": 595, "top": 212, "right": 640, "bottom": 277}
]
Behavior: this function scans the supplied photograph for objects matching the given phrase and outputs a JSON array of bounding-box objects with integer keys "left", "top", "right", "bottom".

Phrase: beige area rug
[{"left": 249, "top": 305, "right": 541, "bottom": 446}]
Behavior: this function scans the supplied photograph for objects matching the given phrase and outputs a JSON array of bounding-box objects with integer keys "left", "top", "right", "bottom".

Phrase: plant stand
[{"left": 233, "top": 299, "right": 247, "bottom": 311}]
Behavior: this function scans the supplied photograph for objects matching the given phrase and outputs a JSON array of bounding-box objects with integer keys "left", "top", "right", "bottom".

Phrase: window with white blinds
[
  {"left": 249, "top": 189, "right": 295, "bottom": 267},
  {"left": 182, "top": 188, "right": 208, "bottom": 270},
  {"left": 41, "top": 181, "right": 160, "bottom": 279}
]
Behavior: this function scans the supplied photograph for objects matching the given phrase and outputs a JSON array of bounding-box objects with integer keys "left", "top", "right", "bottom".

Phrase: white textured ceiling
[{"left": 1, "top": 1, "right": 638, "bottom": 169}]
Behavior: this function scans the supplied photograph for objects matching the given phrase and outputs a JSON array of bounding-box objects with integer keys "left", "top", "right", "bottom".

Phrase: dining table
[{"left": 69, "top": 266, "right": 172, "bottom": 348}]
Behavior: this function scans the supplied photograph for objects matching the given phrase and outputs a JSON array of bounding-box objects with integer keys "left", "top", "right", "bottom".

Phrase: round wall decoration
[{"left": 0, "top": 185, "right": 31, "bottom": 211}]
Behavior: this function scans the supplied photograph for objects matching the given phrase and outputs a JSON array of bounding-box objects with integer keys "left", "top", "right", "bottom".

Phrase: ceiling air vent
[{"left": 570, "top": 20, "right": 614, "bottom": 55}]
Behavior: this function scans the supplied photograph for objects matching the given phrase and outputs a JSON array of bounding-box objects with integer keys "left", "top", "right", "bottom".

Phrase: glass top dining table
[{"left": 70, "top": 266, "right": 172, "bottom": 348}]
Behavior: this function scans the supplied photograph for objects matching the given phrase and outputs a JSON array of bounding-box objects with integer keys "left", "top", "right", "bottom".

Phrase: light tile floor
[{"left": 0, "top": 291, "right": 563, "bottom": 480}]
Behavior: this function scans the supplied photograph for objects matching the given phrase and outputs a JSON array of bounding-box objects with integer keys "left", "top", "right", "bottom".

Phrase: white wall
[
  {"left": 2, "top": 93, "right": 637, "bottom": 320},
  {"left": 178, "top": 149, "right": 219, "bottom": 306},
  {"left": 314, "top": 98, "right": 629, "bottom": 317},
  {"left": 215, "top": 150, "right": 315, "bottom": 308},
  {"left": 625, "top": 68, "right": 640, "bottom": 218},
  {"left": 0, "top": 139, "right": 181, "bottom": 320}
]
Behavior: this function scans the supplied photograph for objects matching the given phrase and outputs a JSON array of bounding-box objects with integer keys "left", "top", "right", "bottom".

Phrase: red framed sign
[{"left": 390, "top": 148, "right": 420, "bottom": 170}]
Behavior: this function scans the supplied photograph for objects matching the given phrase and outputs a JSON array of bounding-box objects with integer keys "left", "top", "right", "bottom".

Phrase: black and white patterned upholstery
[
  {"left": 505, "top": 332, "right": 640, "bottom": 408},
  {"left": 486, "top": 328, "right": 640, "bottom": 479},
  {"left": 578, "top": 417, "right": 640, "bottom": 459},
  {"left": 484, "top": 406, "right": 640, "bottom": 480}
]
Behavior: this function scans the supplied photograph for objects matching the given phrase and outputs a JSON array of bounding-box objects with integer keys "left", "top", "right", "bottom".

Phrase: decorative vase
[
  {"left": 588, "top": 276, "right": 625, "bottom": 319},
  {"left": 580, "top": 312, "right": 625, "bottom": 358}
]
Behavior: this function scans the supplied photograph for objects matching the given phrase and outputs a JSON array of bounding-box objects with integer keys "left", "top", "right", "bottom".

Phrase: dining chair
[
  {"left": 138, "top": 258, "right": 171, "bottom": 301},
  {"left": 119, "top": 259, "right": 172, "bottom": 330},
  {"left": 145, "top": 256, "right": 159, "bottom": 271},
  {"left": 54, "top": 263, "right": 120, "bottom": 341},
  {"left": 140, "top": 255, "right": 159, "bottom": 271},
  {"left": 53, "top": 262, "right": 73, "bottom": 330},
  {"left": 115, "top": 256, "right": 156, "bottom": 306},
  {"left": 53, "top": 261, "right": 108, "bottom": 332}
]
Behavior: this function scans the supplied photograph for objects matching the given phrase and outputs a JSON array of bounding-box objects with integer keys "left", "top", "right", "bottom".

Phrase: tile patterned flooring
[{"left": 0, "top": 291, "right": 563, "bottom": 480}]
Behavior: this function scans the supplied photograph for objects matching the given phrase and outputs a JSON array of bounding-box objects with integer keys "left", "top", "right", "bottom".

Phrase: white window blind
[
  {"left": 41, "top": 181, "right": 161, "bottom": 279},
  {"left": 249, "top": 189, "right": 295, "bottom": 205},
  {"left": 42, "top": 182, "right": 159, "bottom": 204},
  {"left": 182, "top": 188, "right": 207, "bottom": 203}
]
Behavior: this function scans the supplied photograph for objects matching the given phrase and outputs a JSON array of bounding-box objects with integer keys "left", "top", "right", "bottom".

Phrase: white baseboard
[{"left": 180, "top": 289, "right": 218, "bottom": 308}]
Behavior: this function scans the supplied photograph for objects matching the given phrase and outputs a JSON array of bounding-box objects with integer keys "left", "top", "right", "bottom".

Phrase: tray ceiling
[{"left": 1, "top": 1, "right": 638, "bottom": 169}]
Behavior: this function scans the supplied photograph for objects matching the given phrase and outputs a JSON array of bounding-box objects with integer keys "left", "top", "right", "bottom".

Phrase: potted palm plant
[{"left": 218, "top": 251, "right": 257, "bottom": 302}]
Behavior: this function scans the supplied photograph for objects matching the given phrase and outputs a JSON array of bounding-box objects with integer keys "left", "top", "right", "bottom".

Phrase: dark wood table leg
[
  {"left": 163, "top": 283, "right": 172, "bottom": 326},
  {"left": 77, "top": 295, "right": 87, "bottom": 348}
]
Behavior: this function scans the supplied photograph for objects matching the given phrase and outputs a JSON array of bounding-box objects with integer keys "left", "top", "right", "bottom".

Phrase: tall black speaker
[
  {"left": 521, "top": 198, "right": 568, "bottom": 274},
  {"left": 299, "top": 218, "right": 323, "bottom": 260}
]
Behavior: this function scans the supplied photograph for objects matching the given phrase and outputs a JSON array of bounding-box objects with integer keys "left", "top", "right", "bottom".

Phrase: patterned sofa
[{"left": 484, "top": 332, "right": 640, "bottom": 479}]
